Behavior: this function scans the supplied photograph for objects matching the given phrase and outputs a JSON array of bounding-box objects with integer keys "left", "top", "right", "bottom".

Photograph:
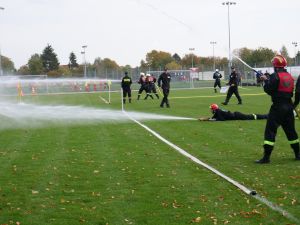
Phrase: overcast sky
[{"left": 0, "top": 0, "right": 299, "bottom": 68}]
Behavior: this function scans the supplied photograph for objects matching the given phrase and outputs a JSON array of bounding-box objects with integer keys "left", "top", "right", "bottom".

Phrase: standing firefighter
[
  {"left": 158, "top": 68, "right": 171, "bottom": 108},
  {"left": 137, "top": 72, "right": 147, "bottom": 100},
  {"left": 293, "top": 74, "right": 300, "bottom": 109},
  {"left": 213, "top": 69, "right": 222, "bottom": 93},
  {"left": 121, "top": 71, "right": 132, "bottom": 104},
  {"left": 222, "top": 66, "right": 242, "bottom": 105},
  {"left": 256, "top": 55, "right": 300, "bottom": 163}
]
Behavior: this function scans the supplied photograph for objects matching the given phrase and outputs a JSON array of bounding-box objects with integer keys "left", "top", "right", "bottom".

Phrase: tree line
[{"left": 1, "top": 44, "right": 299, "bottom": 77}]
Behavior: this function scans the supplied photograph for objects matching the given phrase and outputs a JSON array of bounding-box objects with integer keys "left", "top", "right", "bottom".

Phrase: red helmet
[
  {"left": 210, "top": 104, "right": 219, "bottom": 111},
  {"left": 271, "top": 55, "right": 287, "bottom": 68}
]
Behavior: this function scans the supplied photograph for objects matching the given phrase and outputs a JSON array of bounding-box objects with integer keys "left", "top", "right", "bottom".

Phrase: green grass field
[{"left": 0, "top": 86, "right": 300, "bottom": 225}]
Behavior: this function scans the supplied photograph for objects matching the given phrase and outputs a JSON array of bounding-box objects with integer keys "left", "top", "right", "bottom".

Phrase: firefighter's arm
[{"left": 198, "top": 117, "right": 216, "bottom": 121}]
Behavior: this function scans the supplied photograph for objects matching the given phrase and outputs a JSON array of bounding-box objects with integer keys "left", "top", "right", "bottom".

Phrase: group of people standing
[{"left": 121, "top": 68, "right": 171, "bottom": 108}]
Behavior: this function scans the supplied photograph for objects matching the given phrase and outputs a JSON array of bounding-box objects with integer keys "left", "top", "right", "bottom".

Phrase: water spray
[{"left": 232, "top": 54, "right": 261, "bottom": 74}]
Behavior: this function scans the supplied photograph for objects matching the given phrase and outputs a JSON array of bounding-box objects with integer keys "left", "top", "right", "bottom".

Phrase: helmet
[
  {"left": 140, "top": 72, "right": 145, "bottom": 76},
  {"left": 146, "top": 74, "right": 151, "bottom": 77},
  {"left": 215, "top": 69, "right": 219, "bottom": 72},
  {"left": 210, "top": 104, "right": 219, "bottom": 111},
  {"left": 271, "top": 55, "right": 287, "bottom": 68}
]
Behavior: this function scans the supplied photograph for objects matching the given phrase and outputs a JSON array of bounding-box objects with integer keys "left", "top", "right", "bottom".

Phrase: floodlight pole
[
  {"left": 292, "top": 42, "right": 298, "bottom": 66},
  {"left": 81, "top": 45, "right": 87, "bottom": 78},
  {"left": 0, "top": 7, "right": 4, "bottom": 76},
  {"left": 222, "top": 1, "right": 236, "bottom": 74},
  {"left": 210, "top": 41, "right": 217, "bottom": 71}
]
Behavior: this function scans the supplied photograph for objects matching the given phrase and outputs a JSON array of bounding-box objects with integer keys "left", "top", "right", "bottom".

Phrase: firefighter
[
  {"left": 222, "top": 66, "right": 242, "bottom": 105},
  {"left": 256, "top": 55, "right": 300, "bottom": 164},
  {"left": 198, "top": 104, "right": 268, "bottom": 121},
  {"left": 213, "top": 69, "right": 222, "bottom": 93},
  {"left": 121, "top": 71, "right": 132, "bottom": 104},
  {"left": 137, "top": 72, "right": 147, "bottom": 100},
  {"left": 158, "top": 68, "right": 171, "bottom": 108},
  {"left": 293, "top": 74, "right": 300, "bottom": 108},
  {"left": 144, "top": 74, "right": 159, "bottom": 100}
]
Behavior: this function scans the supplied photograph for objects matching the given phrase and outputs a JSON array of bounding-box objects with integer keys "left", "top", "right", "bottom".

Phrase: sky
[{"left": 0, "top": 0, "right": 299, "bottom": 69}]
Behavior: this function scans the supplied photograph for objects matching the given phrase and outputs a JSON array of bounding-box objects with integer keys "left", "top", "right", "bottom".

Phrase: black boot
[
  {"left": 214, "top": 88, "right": 217, "bottom": 93},
  {"left": 291, "top": 143, "right": 300, "bottom": 160},
  {"left": 255, "top": 145, "right": 273, "bottom": 164}
]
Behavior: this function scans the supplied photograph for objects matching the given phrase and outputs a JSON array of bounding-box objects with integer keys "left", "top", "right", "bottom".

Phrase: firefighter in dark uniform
[
  {"left": 137, "top": 72, "right": 147, "bottom": 100},
  {"left": 293, "top": 74, "right": 300, "bottom": 108},
  {"left": 213, "top": 69, "right": 222, "bottom": 93},
  {"left": 121, "top": 71, "right": 132, "bottom": 104},
  {"left": 256, "top": 55, "right": 300, "bottom": 163},
  {"left": 222, "top": 67, "right": 242, "bottom": 105},
  {"left": 144, "top": 74, "right": 159, "bottom": 100},
  {"left": 198, "top": 104, "right": 268, "bottom": 121},
  {"left": 158, "top": 68, "right": 171, "bottom": 108}
]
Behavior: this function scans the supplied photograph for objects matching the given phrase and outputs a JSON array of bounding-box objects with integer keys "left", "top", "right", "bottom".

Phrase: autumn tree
[
  {"left": 144, "top": 50, "right": 174, "bottom": 70},
  {"left": 1, "top": 55, "right": 15, "bottom": 74},
  {"left": 28, "top": 54, "right": 44, "bottom": 75}
]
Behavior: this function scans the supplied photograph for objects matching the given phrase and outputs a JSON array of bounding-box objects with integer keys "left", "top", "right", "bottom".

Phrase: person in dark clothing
[
  {"left": 121, "top": 71, "right": 132, "bottom": 104},
  {"left": 198, "top": 104, "right": 268, "bottom": 121},
  {"left": 222, "top": 67, "right": 242, "bottom": 105},
  {"left": 158, "top": 68, "right": 171, "bottom": 108},
  {"left": 256, "top": 55, "right": 300, "bottom": 164},
  {"left": 293, "top": 74, "right": 300, "bottom": 108},
  {"left": 213, "top": 69, "right": 222, "bottom": 93},
  {"left": 137, "top": 72, "right": 147, "bottom": 100},
  {"left": 144, "top": 74, "right": 159, "bottom": 100}
]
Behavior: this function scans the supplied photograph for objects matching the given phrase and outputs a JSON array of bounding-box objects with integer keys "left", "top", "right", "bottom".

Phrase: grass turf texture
[{"left": 0, "top": 87, "right": 300, "bottom": 225}]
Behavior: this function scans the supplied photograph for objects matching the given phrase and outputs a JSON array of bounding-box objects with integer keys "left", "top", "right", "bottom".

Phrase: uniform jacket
[
  {"left": 263, "top": 68, "right": 294, "bottom": 103},
  {"left": 121, "top": 75, "right": 132, "bottom": 89},
  {"left": 158, "top": 72, "right": 171, "bottom": 89}
]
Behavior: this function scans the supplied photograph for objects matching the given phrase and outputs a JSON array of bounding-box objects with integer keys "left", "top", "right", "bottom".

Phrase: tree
[
  {"left": 144, "top": 50, "right": 174, "bottom": 70},
  {"left": 279, "top": 45, "right": 292, "bottom": 65},
  {"left": 41, "top": 44, "right": 60, "bottom": 72},
  {"left": 93, "top": 57, "right": 119, "bottom": 73},
  {"left": 28, "top": 54, "right": 44, "bottom": 75},
  {"left": 172, "top": 53, "right": 181, "bottom": 64},
  {"left": 17, "top": 65, "right": 30, "bottom": 75},
  {"left": 1, "top": 55, "right": 15, "bottom": 74},
  {"left": 69, "top": 52, "right": 78, "bottom": 69},
  {"left": 165, "top": 61, "right": 181, "bottom": 70}
]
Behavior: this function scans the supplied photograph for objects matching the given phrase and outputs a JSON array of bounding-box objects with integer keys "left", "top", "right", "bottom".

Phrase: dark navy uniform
[
  {"left": 144, "top": 75, "right": 159, "bottom": 100},
  {"left": 213, "top": 70, "right": 222, "bottom": 93},
  {"left": 222, "top": 68, "right": 242, "bottom": 105},
  {"left": 158, "top": 69, "right": 171, "bottom": 108},
  {"left": 212, "top": 108, "right": 267, "bottom": 121},
  {"left": 293, "top": 75, "right": 300, "bottom": 108},
  {"left": 257, "top": 68, "right": 300, "bottom": 163},
  {"left": 121, "top": 72, "right": 132, "bottom": 104}
]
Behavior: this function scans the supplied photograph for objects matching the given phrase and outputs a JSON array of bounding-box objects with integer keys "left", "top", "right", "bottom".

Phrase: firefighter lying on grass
[{"left": 198, "top": 104, "right": 268, "bottom": 121}]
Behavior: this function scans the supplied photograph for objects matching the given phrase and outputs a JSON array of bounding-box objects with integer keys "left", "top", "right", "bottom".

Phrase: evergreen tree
[
  {"left": 69, "top": 52, "right": 78, "bottom": 69},
  {"left": 41, "top": 44, "right": 59, "bottom": 72}
]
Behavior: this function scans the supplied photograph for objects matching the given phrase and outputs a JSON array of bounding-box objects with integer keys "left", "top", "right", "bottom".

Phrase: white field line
[
  {"left": 122, "top": 109, "right": 299, "bottom": 224},
  {"left": 170, "top": 92, "right": 265, "bottom": 99},
  {"left": 98, "top": 96, "right": 110, "bottom": 104}
]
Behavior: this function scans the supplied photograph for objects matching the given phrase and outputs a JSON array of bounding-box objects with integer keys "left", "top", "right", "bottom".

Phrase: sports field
[{"left": 0, "top": 86, "right": 299, "bottom": 225}]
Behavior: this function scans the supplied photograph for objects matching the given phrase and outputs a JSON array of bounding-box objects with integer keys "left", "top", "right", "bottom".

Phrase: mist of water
[{"left": 0, "top": 102, "right": 195, "bottom": 130}]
